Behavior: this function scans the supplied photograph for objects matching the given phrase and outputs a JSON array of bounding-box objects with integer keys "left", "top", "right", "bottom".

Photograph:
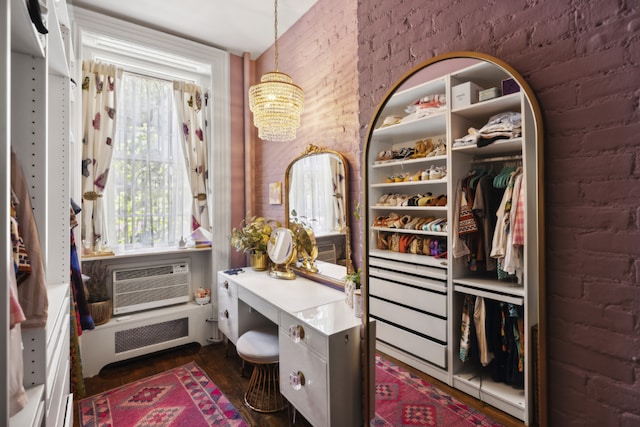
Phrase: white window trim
[{"left": 71, "top": 7, "right": 231, "bottom": 275}]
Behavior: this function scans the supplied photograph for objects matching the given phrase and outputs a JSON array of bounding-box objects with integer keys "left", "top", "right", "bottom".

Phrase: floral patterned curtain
[
  {"left": 81, "top": 60, "right": 121, "bottom": 251},
  {"left": 173, "top": 81, "right": 210, "bottom": 232}
]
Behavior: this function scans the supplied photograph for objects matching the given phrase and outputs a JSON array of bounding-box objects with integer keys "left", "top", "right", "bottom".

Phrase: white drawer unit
[
  {"left": 369, "top": 276, "right": 447, "bottom": 317},
  {"left": 376, "top": 319, "right": 447, "bottom": 369},
  {"left": 279, "top": 302, "right": 362, "bottom": 427},
  {"left": 370, "top": 297, "right": 447, "bottom": 342},
  {"left": 20, "top": 283, "right": 71, "bottom": 427},
  {"left": 216, "top": 272, "right": 281, "bottom": 345},
  {"left": 279, "top": 334, "right": 328, "bottom": 427},
  {"left": 218, "top": 270, "right": 362, "bottom": 427},
  {"left": 280, "top": 311, "right": 329, "bottom": 357}
]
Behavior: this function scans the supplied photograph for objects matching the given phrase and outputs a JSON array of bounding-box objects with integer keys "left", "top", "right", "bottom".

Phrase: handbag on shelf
[{"left": 459, "top": 192, "right": 478, "bottom": 235}]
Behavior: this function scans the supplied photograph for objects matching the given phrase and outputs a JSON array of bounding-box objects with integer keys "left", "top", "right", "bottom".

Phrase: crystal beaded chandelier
[{"left": 248, "top": 0, "right": 304, "bottom": 142}]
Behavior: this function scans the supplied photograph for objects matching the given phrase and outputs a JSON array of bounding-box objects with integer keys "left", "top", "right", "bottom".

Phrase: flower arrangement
[
  {"left": 230, "top": 215, "right": 280, "bottom": 254},
  {"left": 195, "top": 287, "right": 210, "bottom": 299},
  {"left": 343, "top": 267, "right": 362, "bottom": 308},
  {"left": 344, "top": 268, "right": 362, "bottom": 289},
  {"left": 194, "top": 287, "right": 211, "bottom": 305}
]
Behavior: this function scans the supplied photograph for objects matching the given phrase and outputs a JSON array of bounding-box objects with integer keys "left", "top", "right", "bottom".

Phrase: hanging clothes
[
  {"left": 459, "top": 295, "right": 474, "bottom": 362},
  {"left": 490, "top": 166, "right": 524, "bottom": 282},
  {"left": 472, "top": 174, "right": 502, "bottom": 272},
  {"left": 452, "top": 178, "right": 471, "bottom": 259},
  {"left": 473, "top": 296, "right": 494, "bottom": 366},
  {"left": 70, "top": 228, "right": 95, "bottom": 331},
  {"left": 11, "top": 150, "right": 48, "bottom": 328},
  {"left": 502, "top": 173, "right": 524, "bottom": 279},
  {"left": 8, "top": 246, "right": 27, "bottom": 416},
  {"left": 512, "top": 179, "right": 526, "bottom": 246}
]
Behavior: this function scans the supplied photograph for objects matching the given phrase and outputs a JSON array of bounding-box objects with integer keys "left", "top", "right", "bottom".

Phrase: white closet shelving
[
  {"left": 366, "top": 60, "right": 540, "bottom": 424},
  {"left": 3, "top": 0, "right": 74, "bottom": 425}
]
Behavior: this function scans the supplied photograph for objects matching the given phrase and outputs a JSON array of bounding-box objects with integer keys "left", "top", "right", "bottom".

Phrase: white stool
[{"left": 236, "top": 326, "right": 287, "bottom": 413}]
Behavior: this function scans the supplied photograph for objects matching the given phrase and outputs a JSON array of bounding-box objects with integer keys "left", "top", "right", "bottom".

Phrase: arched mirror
[
  {"left": 362, "top": 52, "right": 546, "bottom": 426},
  {"left": 285, "top": 144, "right": 354, "bottom": 287}
]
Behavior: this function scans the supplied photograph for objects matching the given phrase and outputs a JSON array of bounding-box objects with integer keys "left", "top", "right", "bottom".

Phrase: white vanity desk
[{"left": 217, "top": 269, "right": 362, "bottom": 427}]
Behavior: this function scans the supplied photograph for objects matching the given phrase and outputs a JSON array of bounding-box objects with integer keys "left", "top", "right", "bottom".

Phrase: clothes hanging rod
[{"left": 470, "top": 154, "right": 522, "bottom": 164}]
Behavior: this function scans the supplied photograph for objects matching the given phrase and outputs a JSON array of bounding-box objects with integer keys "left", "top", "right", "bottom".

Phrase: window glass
[{"left": 104, "top": 72, "right": 192, "bottom": 251}]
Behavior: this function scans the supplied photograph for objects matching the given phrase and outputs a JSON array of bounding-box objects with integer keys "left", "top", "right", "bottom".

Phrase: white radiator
[{"left": 112, "top": 261, "right": 191, "bottom": 314}]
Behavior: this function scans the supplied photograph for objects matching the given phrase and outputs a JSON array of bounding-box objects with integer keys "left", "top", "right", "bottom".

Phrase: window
[
  {"left": 104, "top": 72, "right": 192, "bottom": 251},
  {"left": 76, "top": 10, "right": 231, "bottom": 269}
]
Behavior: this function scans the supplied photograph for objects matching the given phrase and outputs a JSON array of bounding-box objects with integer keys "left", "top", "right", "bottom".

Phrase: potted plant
[
  {"left": 230, "top": 215, "right": 280, "bottom": 270},
  {"left": 82, "top": 261, "right": 112, "bottom": 325},
  {"left": 343, "top": 268, "right": 361, "bottom": 309}
]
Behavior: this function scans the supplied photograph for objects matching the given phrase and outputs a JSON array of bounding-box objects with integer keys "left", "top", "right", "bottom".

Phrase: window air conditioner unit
[{"left": 112, "top": 261, "right": 191, "bottom": 315}]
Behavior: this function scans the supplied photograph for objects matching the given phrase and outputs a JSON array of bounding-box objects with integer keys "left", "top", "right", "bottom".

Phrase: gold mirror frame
[
  {"left": 285, "top": 144, "right": 354, "bottom": 288},
  {"left": 361, "top": 51, "right": 546, "bottom": 425},
  {"left": 267, "top": 227, "right": 297, "bottom": 280}
]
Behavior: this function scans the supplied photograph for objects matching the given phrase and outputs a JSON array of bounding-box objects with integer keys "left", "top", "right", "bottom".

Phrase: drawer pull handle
[
  {"left": 289, "top": 371, "right": 306, "bottom": 390},
  {"left": 220, "top": 309, "right": 229, "bottom": 320},
  {"left": 289, "top": 324, "right": 305, "bottom": 342},
  {"left": 221, "top": 281, "right": 229, "bottom": 291}
]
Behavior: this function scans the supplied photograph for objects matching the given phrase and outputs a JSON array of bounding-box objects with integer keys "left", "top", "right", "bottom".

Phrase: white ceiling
[{"left": 69, "top": 0, "right": 319, "bottom": 59}]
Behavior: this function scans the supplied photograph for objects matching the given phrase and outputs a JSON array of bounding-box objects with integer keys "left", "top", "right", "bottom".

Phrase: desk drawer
[
  {"left": 279, "top": 331, "right": 328, "bottom": 427},
  {"left": 218, "top": 276, "right": 237, "bottom": 304},
  {"left": 370, "top": 297, "right": 447, "bottom": 342},
  {"left": 280, "top": 311, "right": 328, "bottom": 358},
  {"left": 217, "top": 276, "right": 238, "bottom": 341}
]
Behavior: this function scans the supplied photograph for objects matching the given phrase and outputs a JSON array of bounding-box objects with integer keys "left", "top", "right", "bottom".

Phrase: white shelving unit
[
  {"left": 3, "top": 0, "right": 74, "bottom": 425},
  {"left": 365, "top": 59, "right": 541, "bottom": 424}
]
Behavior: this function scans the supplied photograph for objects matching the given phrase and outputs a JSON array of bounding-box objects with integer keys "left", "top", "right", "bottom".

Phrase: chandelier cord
[{"left": 274, "top": 0, "right": 279, "bottom": 71}]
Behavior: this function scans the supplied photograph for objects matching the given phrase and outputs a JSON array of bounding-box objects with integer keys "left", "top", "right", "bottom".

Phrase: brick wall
[
  {"left": 356, "top": 0, "right": 640, "bottom": 426},
  {"left": 252, "top": 0, "right": 363, "bottom": 265},
  {"left": 245, "top": 0, "right": 639, "bottom": 424}
]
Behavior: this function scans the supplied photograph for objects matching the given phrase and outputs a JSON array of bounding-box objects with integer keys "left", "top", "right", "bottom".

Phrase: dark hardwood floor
[{"left": 74, "top": 342, "right": 523, "bottom": 427}]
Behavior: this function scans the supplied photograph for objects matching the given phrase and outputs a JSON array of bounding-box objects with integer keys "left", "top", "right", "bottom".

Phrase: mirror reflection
[
  {"left": 285, "top": 144, "right": 353, "bottom": 286},
  {"left": 363, "top": 53, "right": 544, "bottom": 425},
  {"left": 267, "top": 227, "right": 296, "bottom": 280}
]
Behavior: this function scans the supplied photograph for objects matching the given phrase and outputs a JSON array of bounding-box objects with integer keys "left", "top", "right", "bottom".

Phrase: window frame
[{"left": 73, "top": 7, "right": 231, "bottom": 274}]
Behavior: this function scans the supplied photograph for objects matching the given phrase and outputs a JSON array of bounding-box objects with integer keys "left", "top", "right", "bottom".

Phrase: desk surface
[{"left": 219, "top": 269, "right": 361, "bottom": 335}]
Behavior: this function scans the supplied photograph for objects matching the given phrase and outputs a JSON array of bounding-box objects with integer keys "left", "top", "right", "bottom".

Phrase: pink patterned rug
[
  {"left": 78, "top": 362, "right": 248, "bottom": 427},
  {"left": 373, "top": 355, "right": 503, "bottom": 426}
]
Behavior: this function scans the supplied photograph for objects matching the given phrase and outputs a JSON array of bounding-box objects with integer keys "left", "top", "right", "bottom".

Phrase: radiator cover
[
  {"left": 112, "top": 261, "right": 191, "bottom": 314},
  {"left": 115, "top": 317, "right": 189, "bottom": 353}
]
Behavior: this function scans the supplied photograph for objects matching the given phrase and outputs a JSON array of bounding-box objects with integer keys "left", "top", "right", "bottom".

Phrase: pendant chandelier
[{"left": 249, "top": 0, "right": 304, "bottom": 142}]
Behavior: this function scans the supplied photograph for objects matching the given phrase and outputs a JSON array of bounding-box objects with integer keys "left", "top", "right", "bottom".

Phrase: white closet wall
[{"left": 3, "top": 0, "right": 74, "bottom": 425}]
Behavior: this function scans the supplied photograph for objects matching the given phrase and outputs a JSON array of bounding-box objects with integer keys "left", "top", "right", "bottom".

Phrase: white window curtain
[
  {"left": 104, "top": 72, "right": 192, "bottom": 251},
  {"left": 173, "top": 81, "right": 211, "bottom": 232},
  {"left": 81, "top": 60, "right": 121, "bottom": 251},
  {"left": 289, "top": 155, "right": 339, "bottom": 235}
]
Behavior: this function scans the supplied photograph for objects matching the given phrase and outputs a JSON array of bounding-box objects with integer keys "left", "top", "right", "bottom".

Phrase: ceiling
[{"left": 69, "top": 0, "right": 319, "bottom": 59}]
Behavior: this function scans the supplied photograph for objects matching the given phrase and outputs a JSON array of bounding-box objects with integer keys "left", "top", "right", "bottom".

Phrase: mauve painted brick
[
  {"left": 545, "top": 99, "right": 634, "bottom": 133},
  {"left": 584, "top": 280, "right": 639, "bottom": 306},
  {"left": 550, "top": 338, "right": 634, "bottom": 382},
  {"left": 581, "top": 231, "right": 640, "bottom": 256},
  {"left": 244, "top": 0, "right": 640, "bottom": 423}
]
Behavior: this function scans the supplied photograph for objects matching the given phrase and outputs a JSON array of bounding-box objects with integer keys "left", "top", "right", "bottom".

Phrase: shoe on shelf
[{"left": 413, "top": 138, "right": 434, "bottom": 158}]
